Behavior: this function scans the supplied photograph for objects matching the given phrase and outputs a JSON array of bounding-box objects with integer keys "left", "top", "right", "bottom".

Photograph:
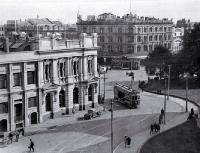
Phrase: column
[
  {"left": 52, "top": 59, "right": 59, "bottom": 84},
  {"left": 79, "top": 86, "right": 83, "bottom": 111},
  {"left": 65, "top": 84, "right": 73, "bottom": 114},
  {"left": 93, "top": 55, "right": 98, "bottom": 76}
]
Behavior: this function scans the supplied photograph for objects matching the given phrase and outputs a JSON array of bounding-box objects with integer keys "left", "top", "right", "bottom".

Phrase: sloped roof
[{"left": 28, "top": 18, "right": 53, "bottom": 25}]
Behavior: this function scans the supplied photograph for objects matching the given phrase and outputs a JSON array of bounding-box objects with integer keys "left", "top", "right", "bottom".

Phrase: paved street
[{"left": 1, "top": 68, "right": 196, "bottom": 153}]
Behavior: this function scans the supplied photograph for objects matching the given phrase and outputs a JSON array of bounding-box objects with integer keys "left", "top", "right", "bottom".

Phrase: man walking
[{"left": 29, "top": 139, "right": 34, "bottom": 152}]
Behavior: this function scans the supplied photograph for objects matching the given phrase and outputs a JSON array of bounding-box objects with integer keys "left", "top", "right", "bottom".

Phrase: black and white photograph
[{"left": 0, "top": 0, "right": 200, "bottom": 153}]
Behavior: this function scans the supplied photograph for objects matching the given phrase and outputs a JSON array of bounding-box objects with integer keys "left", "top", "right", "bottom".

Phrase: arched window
[
  {"left": 59, "top": 90, "right": 65, "bottom": 107},
  {"left": 0, "top": 119, "right": 7, "bottom": 132}
]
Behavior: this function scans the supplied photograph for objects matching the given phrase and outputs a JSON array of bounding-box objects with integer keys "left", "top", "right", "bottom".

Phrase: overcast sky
[{"left": 0, "top": 0, "right": 199, "bottom": 24}]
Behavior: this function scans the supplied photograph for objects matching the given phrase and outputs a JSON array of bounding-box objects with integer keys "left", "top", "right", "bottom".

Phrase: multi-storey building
[
  {"left": 77, "top": 13, "right": 173, "bottom": 57},
  {"left": 0, "top": 33, "right": 98, "bottom": 132},
  {"left": 172, "top": 27, "right": 184, "bottom": 53}
]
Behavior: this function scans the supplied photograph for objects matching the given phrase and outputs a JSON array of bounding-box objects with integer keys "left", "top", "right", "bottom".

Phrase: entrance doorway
[
  {"left": 30, "top": 112, "right": 37, "bottom": 124},
  {"left": 0, "top": 119, "right": 7, "bottom": 132},
  {"left": 45, "top": 93, "right": 52, "bottom": 112},
  {"left": 73, "top": 87, "right": 79, "bottom": 104}
]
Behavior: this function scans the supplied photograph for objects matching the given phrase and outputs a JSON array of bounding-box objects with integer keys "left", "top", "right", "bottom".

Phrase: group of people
[
  {"left": 150, "top": 122, "right": 161, "bottom": 135},
  {"left": 8, "top": 128, "right": 24, "bottom": 144},
  {"left": 124, "top": 136, "right": 131, "bottom": 148}
]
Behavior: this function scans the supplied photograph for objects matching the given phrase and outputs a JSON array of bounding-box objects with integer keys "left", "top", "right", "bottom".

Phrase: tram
[{"left": 114, "top": 83, "right": 140, "bottom": 108}]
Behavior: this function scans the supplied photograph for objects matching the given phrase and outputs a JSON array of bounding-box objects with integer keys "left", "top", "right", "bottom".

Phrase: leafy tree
[{"left": 144, "top": 45, "right": 172, "bottom": 77}]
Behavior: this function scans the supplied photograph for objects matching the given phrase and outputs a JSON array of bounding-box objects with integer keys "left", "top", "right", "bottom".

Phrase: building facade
[
  {"left": 172, "top": 27, "right": 184, "bottom": 53},
  {"left": 0, "top": 25, "right": 5, "bottom": 37},
  {"left": 77, "top": 13, "right": 173, "bottom": 57},
  {"left": 6, "top": 18, "right": 78, "bottom": 39},
  {"left": 0, "top": 33, "right": 98, "bottom": 132}
]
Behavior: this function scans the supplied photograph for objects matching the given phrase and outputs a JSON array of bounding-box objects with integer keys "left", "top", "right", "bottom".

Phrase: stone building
[
  {"left": 77, "top": 13, "right": 173, "bottom": 57},
  {"left": 0, "top": 33, "right": 98, "bottom": 132},
  {"left": 172, "top": 27, "right": 184, "bottom": 54}
]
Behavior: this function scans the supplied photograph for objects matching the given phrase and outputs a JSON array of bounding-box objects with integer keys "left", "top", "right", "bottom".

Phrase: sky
[{"left": 0, "top": 0, "right": 200, "bottom": 24}]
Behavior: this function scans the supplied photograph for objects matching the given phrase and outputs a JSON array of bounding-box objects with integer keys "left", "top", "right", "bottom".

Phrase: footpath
[{"left": 114, "top": 110, "right": 188, "bottom": 153}]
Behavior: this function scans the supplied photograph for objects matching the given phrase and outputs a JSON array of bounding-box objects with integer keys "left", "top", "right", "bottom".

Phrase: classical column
[{"left": 52, "top": 59, "right": 59, "bottom": 84}]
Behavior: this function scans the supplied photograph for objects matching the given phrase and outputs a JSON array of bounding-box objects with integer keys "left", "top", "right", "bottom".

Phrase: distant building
[
  {"left": 172, "top": 27, "right": 184, "bottom": 53},
  {"left": 0, "top": 25, "right": 5, "bottom": 37},
  {"left": 5, "top": 18, "right": 78, "bottom": 39},
  {"left": 0, "top": 33, "right": 98, "bottom": 132},
  {"left": 77, "top": 12, "right": 173, "bottom": 57}
]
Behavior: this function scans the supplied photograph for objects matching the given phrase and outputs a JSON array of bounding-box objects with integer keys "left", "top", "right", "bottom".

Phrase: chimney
[{"left": 3, "top": 38, "right": 9, "bottom": 53}]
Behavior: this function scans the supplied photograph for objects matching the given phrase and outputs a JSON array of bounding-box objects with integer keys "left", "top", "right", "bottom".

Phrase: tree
[{"left": 144, "top": 45, "right": 172, "bottom": 77}]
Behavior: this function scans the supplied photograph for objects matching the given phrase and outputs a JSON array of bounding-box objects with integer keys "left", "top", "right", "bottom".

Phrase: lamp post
[
  {"left": 104, "top": 72, "right": 106, "bottom": 99},
  {"left": 110, "top": 99, "right": 114, "bottom": 153}
]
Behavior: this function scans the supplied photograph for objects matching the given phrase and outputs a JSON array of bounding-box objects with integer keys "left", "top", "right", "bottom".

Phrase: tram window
[{"left": 118, "top": 91, "right": 125, "bottom": 99}]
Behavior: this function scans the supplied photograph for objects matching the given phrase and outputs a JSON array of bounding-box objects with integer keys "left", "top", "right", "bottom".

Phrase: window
[
  {"left": 27, "top": 71, "right": 35, "bottom": 85},
  {"left": 128, "top": 27, "right": 133, "bottom": 33},
  {"left": 149, "top": 27, "right": 153, "bottom": 32},
  {"left": 44, "top": 63, "right": 51, "bottom": 81},
  {"left": 159, "top": 35, "right": 163, "bottom": 41},
  {"left": 100, "top": 36, "right": 104, "bottom": 42},
  {"left": 164, "top": 27, "right": 167, "bottom": 32},
  {"left": 92, "top": 27, "right": 96, "bottom": 33},
  {"left": 137, "top": 46, "right": 141, "bottom": 52},
  {"left": 108, "top": 45, "right": 113, "bottom": 52},
  {"left": 137, "top": 36, "right": 141, "bottom": 42},
  {"left": 144, "top": 36, "right": 148, "bottom": 42},
  {"left": 88, "top": 60, "right": 93, "bottom": 73},
  {"left": 28, "top": 97, "right": 37, "bottom": 108},
  {"left": 127, "top": 46, "right": 134, "bottom": 53},
  {"left": 154, "top": 35, "right": 158, "bottom": 41},
  {"left": 118, "top": 37, "right": 122, "bottom": 43},
  {"left": 144, "top": 45, "right": 148, "bottom": 52},
  {"left": 0, "top": 74, "right": 7, "bottom": 89},
  {"left": 13, "top": 73, "right": 21, "bottom": 87},
  {"left": 168, "top": 34, "right": 171, "bottom": 40},
  {"left": 144, "top": 27, "right": 147, "bottom": 33},
  {"left": 0, "top": 103, "right": 8, "bottom": 114},
  {"left": 118, "top": 45, "right": 122, "bottom": 52},
  {"left": 128, "top": 36, "right": 134, "bottom": 42},
  {"left": 168, "top": 27, "right": 171, "bottom": 32},
  {"left": 100, "top": 28, "right": 104, "bottom": 33},
  {"left": 73, "top": 61, "right": 79, "bottom": 75},
  {"left": 137, "top": 27, "right": 141, "bottom": 33},
  {"left": 149, "top": 36, "right": 153, "bottom": 41},
  {"left": 59, "top": 62, "right": 65, "bottom": 78},
  {"left": 155, "top": 27, "right": 158, "bottom": 32}
]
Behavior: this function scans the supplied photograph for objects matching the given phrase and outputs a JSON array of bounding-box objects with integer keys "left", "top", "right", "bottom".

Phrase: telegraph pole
[
  {"left": 104, "top": 72, "right": 106, "bottom": 99},
  {"left": 164, "top": 77, "right": 167, "bottom": 124},
  {"left": 111, "top": 99, "right": 114, "bottom": 153},
  {"left": 99, "top": 72, "right": 101, "bottom": 96},
  {"left": 167, "top": 65, "right": 171, "bottom": 100},
  {"left": 186, "top": 76, "right": 188, "bottom": 112}
]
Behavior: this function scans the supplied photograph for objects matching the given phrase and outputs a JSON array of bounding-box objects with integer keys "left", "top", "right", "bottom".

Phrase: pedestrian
[
  {"left": 15, "top": 130, "right": 19, "bottom": 142},
  {"left": 72, "top": 105, "right": 76, "bottom": 114},
  {"left": 126, "top": 136, "right": 131, "bottom": 148},
  {"left": 21, "top": 128, "right": 25, "bottom": 136},
  {"left": 8, "top": 132, "right": 13, "bottom": 144},
  {"left": 29, "top": 139, "right": 34, "bottom": 152},
  {"left": 124, "top": 136, "right": 128, "bottom": 148}
]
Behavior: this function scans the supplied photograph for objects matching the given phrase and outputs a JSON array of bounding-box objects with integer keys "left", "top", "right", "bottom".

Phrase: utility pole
[
  {"left": 104, "top": 72, "right": 106, "bottom": 99},
  {"left": 167, "top": 65, "right": 171, "bottom": 100},
  {"left": 111, "top": 99, "right": 114, "bottom": 153},
  {"left": 99, "top": 72, "right": 101, "bottom": 96},
  {"left": 186, "top": 76, "right": 188, "bottom": 112},
  {"left": 164, "top": 76, "right": 167, "bottom": 124}
]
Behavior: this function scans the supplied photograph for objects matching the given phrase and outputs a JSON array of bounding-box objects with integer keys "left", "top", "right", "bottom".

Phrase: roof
[
  {"left": 28, "top": 18, "right": 53, "bottom": 25},
  {"left": 98, "top": 13, "right": 115, "bottom": 16},
  {"left": 10, "top": 43, "right": 23, "bottom": 49}
]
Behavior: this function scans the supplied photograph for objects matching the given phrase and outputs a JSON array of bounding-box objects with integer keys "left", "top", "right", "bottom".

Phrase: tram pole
[{"left": 111, "top": 99, "right": 114, "bottom": 153}]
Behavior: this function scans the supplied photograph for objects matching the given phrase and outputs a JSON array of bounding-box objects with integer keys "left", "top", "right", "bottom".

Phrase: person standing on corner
[{"left": 29, "top": 139, "right": 34, "bottom": 152}]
